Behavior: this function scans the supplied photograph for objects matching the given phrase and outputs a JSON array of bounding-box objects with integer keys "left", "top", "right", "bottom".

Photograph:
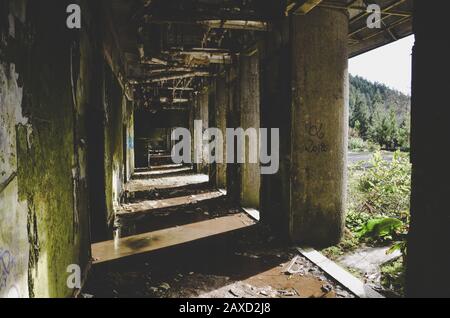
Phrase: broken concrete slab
[
  {"left": 297, "top": 248, "right": 384, "bottom": 298},
  {"left": 337, "top": 246, "right": 402, "bottom": 284}
]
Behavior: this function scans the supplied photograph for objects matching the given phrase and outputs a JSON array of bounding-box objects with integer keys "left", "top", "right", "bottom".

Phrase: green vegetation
[
  {"left": 348, "top": 136, "right": 380, "bottom": 152},
  {"left": 323, "top": 151, "right": 411, "bottom": 296},
  {"left": 349, "top": 75, "right": 411, "bottom": 151},
  {"left": 380, "top": 258, "right": 405, "bottom": 296}
]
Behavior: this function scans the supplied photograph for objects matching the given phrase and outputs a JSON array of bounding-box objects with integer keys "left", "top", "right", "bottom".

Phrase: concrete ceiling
[{"left": 110, "top": 0, "right": 413, "bottom": 109}]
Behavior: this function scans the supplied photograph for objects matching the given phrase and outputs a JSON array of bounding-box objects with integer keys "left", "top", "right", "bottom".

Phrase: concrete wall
[
  {"left": 0, "top": 0, "right": 94, "bottom": 297},
  {"left": 407, "top": 2, "right": 450, "bottom": 297},
  {"left": 124, "top": 100, "right": 135, "bottom": 182},
  {"left": 0, "top": 0, "right": 135, "bottom": 297},
  {"left": 104, "top": 65, "right": 125, "bottom": 222},
  {"left": 0, "top": 56, "right": 30, "bottom": 299}
]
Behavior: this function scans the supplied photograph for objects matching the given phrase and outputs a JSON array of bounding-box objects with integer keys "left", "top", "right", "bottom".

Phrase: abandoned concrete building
[{"left": 0, "top": 0, "right": 449, "bottom": 298}]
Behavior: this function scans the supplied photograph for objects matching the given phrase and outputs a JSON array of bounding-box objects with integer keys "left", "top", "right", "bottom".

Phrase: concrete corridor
[
  {"left": 2, "top": 0, "right": 450, "bottom": 298},
  {"left": 83, "top": 158, "right": 353, "bottom": 298}
]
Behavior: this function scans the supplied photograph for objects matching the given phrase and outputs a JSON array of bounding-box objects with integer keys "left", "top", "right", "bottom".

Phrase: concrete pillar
[
  {"left": 194, "top": 88, "right": 209, "bottom": 174},
  {"left": 407, "top": 2, "right": 450, "bottom": 298},
  {"left": 260, "top": 18, "right": 291, "bottom": 236},
  {"left": 208, "top": 82, "right": 217, "bottom": 185},
  {"left": 226, "top": 68, "right": 241, "bottom": 205},
  {"left": 189, "top": 100, "right": 195, "bottom": 169},
  {"left": 290, "top": 8, "right": 349, "bottom": 246},
  {"left": 239, "top": 53, "right": 261, "bottom": 208},
  {"left": 215, "top": 76, "right": 228, "bottom": 189}
]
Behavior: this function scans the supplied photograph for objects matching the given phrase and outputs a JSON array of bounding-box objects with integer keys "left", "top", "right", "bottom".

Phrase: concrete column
[
  {"left": 208, "top": 82, "right": 217, "bottom": 185},
  {"left": 239, "top": 53, "right": 261, "bottom": 208},
  {"left": 189, "top": 100, "right": 195, "bottom": 169},
  {"left": 226, "top": 68, "right": 241, "bottom": 205},
  {"left": 215, "top": 76, "right": 228, "bottom": 189},
  {"left": 290, "top": 8, "right": 349, "bottom": 245},
  {"left": 194, "top": 88, "right": 209, "bottom": 174},
  {"left": 260, "top": 18, "right": 291, "bottom": 236},
  {"left": 407, "top": 2, "right": 450, "bottom": 298}
]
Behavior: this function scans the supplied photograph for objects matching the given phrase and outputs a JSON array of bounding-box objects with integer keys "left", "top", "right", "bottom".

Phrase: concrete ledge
[
  {"left": 242, "top": 207, "right": 260, "bottom": 221},
  {"left": 297, "top": 247, "right": 384, "bottom": 298}
]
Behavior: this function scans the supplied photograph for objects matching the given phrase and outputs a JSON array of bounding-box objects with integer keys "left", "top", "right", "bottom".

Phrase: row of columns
[
  {"left": 193, "top": 8, "right": 349, "bottom": 247},
  {"left": 195, "top": 3, "right": 450, "bottom": 297}
]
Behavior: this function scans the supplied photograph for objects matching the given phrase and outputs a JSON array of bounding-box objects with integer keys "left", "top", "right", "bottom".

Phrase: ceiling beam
[
  {"left": 197, "top": 20, "right": 270, "bottom": 31},
  {"left": 287, "top": 0, "right": 323, "bottom": 15},
  {"left": 129, "top": 71, "right": 210, "bottom": 84}
]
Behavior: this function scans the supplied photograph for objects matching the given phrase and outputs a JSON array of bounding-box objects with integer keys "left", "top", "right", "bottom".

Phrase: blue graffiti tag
[
  {"left": 127, "top": 136, "right": 134, "bottom": 149},
  {"left": 0, "top": 248, "right": 15, "bottom": 292}
]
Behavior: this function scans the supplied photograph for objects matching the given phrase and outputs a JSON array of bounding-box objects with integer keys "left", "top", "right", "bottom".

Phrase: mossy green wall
[
  {"left": 14, "top": 0, "right": 91, "bottom": 297},
  {"left": 104, "top": 66, "right": 125, "bottom": 220},
  {"left": 0, "top": 0, "right": 101, "bottom": 297}
]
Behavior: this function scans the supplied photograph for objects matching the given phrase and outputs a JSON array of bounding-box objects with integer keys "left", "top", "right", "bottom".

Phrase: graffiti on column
[
  {"left": 304, "top": 121, "right": 329, "bottom": 154},
  {"left": 0, "top": 248, "right": 15, "bottom": 293}
]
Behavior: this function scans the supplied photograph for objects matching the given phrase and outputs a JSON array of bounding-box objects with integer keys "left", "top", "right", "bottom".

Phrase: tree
[
  {"left": 349, "top": 75, "right": 411, "bottom": 151},
  {"left": 397, "top": 113, "right": 411, "bottom": 150},
  {"left": 370, "top": 106, "right": 399, "bottom": 150},
  {"left": 350, "top": 92, "right": 371, "bottom": 138}
]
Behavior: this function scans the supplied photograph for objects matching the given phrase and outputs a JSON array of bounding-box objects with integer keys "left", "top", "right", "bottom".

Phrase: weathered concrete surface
[
  {"left": 226, "top": 67, "right": 241, "bottom": 205},
  {"left": 124, "top": 100, "right": 135, "bottom": 182},
  {"left": 0, "top": 61, "right": 30, "bottom": 298},
  {"left": 117, "top": 190, "right": 226, "bottom": 217},
  {"left": 215, "top": 76, "right": 228, "bottom": 189},
  {"left": 290, "top": 8, "right": 349, "bottom": 246},
  {"left": 407, "top": 1, "right": 450, "bottom": 298},
  {"left": 259, "top": 18, "right": 291, "bottom": 236},
  {"left": 239, "top": 53, "right": 261, "bottom": 209},
  {"left": 0, "top": 0, "right": 96, "bottom": 297},
  {"left": 126, "top": 173, "right": 209, "bottom": 193},
  {"left": 104, "top": 68, "right": 126, "bottom": 222},
  {"left": 92, "top": 213, "right": 255, "bottom": 265},
  {"left": 193, "top": 89, "right": 209, "bottom": 175},
  {"left": 338, "top": 247, "right": 401, "bottom": 284},
  {"left": 1, "top": 0, "right": 136, "bottom": 297},
  {"left": 83, "top": 165, "right": 354, "bottom": 298}
]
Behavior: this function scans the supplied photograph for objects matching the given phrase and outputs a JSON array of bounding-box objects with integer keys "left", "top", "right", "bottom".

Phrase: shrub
[
  {"left": 357, "top": 217, "right": 403, "bottom": 241},
  {"left": 348, "top": 137, "right": 381, "bottom": 152},
  {"left": 357, "top": 151, "right": 411, "bottom": 219}
]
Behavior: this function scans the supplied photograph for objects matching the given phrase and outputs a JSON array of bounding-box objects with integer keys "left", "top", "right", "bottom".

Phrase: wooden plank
[{"left": 92, "top": 213, "right": 255, "bottom": 264}]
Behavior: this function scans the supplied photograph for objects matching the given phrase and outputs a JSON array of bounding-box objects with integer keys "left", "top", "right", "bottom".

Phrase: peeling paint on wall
[{"left": 0, "top": 62, "right": 30, "bottom": 299}]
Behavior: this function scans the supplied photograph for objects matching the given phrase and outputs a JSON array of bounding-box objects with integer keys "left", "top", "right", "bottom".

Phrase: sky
[{"left": 349, "top": 35, "right": 415, "bottom": 95}]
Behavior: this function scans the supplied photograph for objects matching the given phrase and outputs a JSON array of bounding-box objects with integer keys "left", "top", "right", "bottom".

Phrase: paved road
[{"left": 348, "top": 151, "right": 395, "bottom": 167}]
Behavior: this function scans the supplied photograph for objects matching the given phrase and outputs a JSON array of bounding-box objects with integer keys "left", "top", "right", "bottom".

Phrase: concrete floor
[{"left": 83, "top": 166, "right": 355, "bottom": 298}]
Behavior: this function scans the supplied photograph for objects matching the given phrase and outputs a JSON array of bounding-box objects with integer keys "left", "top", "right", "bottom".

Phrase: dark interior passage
[{"left": 2, "top": 0, "right": 449, "bottom": 298}]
